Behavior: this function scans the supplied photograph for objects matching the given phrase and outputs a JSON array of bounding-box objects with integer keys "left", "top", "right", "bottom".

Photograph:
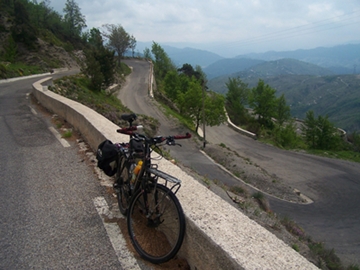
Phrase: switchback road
[{"left": 120, "top": 59, "right": 360, "bottom": 266}]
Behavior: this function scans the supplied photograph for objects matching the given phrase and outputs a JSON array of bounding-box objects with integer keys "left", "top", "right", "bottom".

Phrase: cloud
[{"left": 52, "top": 0, "right": 360, "bottom": 55}]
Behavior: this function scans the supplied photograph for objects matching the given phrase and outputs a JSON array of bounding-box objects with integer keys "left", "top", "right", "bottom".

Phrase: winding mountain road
[{"left": 119, "top": 59, "right": 360, "bottom": 266}]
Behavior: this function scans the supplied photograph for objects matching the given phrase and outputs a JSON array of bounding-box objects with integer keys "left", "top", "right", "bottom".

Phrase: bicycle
[{"left": 112, "top": 113, "right": 191, "bottom": 264}]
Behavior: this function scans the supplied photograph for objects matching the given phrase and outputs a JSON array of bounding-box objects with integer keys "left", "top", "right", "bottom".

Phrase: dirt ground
[{"left": 202, "top": 143, "right": 310, "bottom": 204}]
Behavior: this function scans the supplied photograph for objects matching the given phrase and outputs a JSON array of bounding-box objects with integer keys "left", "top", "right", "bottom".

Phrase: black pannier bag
[{"left": 96, "top": 140, "right": 119, "bottom": 176}]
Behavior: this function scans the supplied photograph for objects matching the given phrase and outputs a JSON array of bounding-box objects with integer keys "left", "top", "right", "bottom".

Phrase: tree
[
  {"left": 103, "top": 24, "right": 130, "bottom": 65},
  {"left": 87, "top": 28, "right": 103, "bottom": 49},
  {"left": 249, "top": 79, "right": 277, "bottom": 128},
  {"left": 163, "top": 70, "right": 180, "bottom": 100},
  {"left": 349, "top": 131, "right": 360, "bottom": 152},
  {"left": 302, "top": 110, "right": 341, "bottom": 150},
  {"left": 3, "top": 35, "right": 18, "bottom": 62},
  {"left": 225, "top": 77, "right": 249, "bottom": 125},
  {"left": 11, "top": 0, "right": 37, "bottom": 49},
  {"left": 176, "top": 77, "right": 203, "bottom": 123},
  {"left": 316, "top": 115, "right": 338, "bottom": 150},
  {"left": 174, "top": 64, "right": 226, "bottom": 133},
  {"left": 273, "top": 120, "right": 299, "bottom": 148},
  {"left": 204, "top": 92, "right": 227, "bottom": 127},
  {"left": 83, "top": 52, "right": 104, "bottom": 91},
  {"left": 143, "top": 47, "right": 152, "bottom": 60},
  {"left": 302, "top": 110, "right": 317, "bottom": 148},
  {"left": 151, "top": 42, "right": 176, "bottom": 79},
  {"left": 129, "top": 35, "right": 136, "bottom": 57},
  {"left": 82, "top": 27, "right": 116, "bottom": 90},
  {"left": 63, "top": 0, "right": 86, "bottom": 38},
  {"left": 276, "top": 94, "right": 291, "bottom": 126}
]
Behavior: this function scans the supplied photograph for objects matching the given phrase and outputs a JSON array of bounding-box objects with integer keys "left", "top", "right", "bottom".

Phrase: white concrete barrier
[{"left": 32, "top": 77, "right": 318, "bottom": 270}]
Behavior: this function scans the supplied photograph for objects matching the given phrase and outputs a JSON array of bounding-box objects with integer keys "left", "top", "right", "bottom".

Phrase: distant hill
[
  {"left": 237, "top": 58, "right": 333, "bottom": 77},
  {"left": 162, "top": 45, "right": 224, "bottom": 68},
  {"left": 203, "top": 58, "right": 265, "bottom": 79},
  {"left": 208, "top": 58, "right": 334, "bottom": 93},
  {"left": 135, "top": 42, "right": 224, "bottom": 68},
  {"left": 238, "top": 43, "right": 360, "bottom": 74},
  {"left": 136, "top": 42, "right": 359, "bottom": 74}
]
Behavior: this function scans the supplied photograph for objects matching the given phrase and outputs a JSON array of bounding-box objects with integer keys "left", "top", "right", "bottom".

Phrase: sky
[{"left": 51, "top": 0, "right": 360, "bottom": 57}]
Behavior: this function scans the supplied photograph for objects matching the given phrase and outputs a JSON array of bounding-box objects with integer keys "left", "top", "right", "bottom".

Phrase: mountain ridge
[{"left": 136, "top": 41, "right": 360, "bottom": 75}]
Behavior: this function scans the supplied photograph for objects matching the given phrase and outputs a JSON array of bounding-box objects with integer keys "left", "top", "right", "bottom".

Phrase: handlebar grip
[
  {"left": 117, "top": 125, "right": 143, "bottom": 135},
  {"left": 173, "top": 133, "right": 191, "bottom": 139}
]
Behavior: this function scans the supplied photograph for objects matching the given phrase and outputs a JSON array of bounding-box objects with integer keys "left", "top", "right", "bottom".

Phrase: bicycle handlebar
[
  {"left": 116, "top": 125, "right": 143, "bottom": 135},
  {"left": 116, "top": 126, "right": 191, "bottom": 145}
]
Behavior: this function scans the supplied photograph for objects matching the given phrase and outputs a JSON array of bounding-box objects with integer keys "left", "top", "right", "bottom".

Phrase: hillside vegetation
[
  {"left": 0, "top": 0, "right": 86, "bottom": 78},
  {"left": 208, "top": 59, "right": 360, "bottom": 133}
]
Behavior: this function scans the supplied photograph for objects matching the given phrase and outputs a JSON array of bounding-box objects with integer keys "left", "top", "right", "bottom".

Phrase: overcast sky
[{"left": 51, "top": 0, "right": 360, "bottom": 57}]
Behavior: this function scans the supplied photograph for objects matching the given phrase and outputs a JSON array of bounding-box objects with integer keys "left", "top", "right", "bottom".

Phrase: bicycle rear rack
[
  {"left": 147, "top": 167, "right": 181, "bottom": 184},
  {"left": 146, "top": 166, "right": 181, "bottom": 194}
]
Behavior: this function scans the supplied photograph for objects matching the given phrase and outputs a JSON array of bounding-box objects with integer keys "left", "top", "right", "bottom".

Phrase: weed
[
  {"left": 292, "top": 244, "right": 300, "bottom": 252},
  {"left": 347, "top": 264, "right": 360, "bottom": 270},
  {"left": 202, "top": 176, "right": 211, "bottom": 187},
  {"left": 62, "top": 129, "right": 72, "bottom": 138},
  {"left": 281, "top": 216, "right": 306, "bottom": 239},
  {"left": 308, "top": 242, "right": 343, "bottom": 270},
  {"left": 239, "top": 201, "right": 253, "bottom": 212},
  {"left": 230, "top": 186, "right": 247, "bottom": 196},
  {"left": 234, "top": 172, "right": 241, "bottom": 178},
  {"left": 253, "top": 208, "right": 261, "bottom": 216},
  {"left": 252, "top": 191, "right": 271, "bottom": 212},
  {"left": 219, "top": 143, "right": 226, "bottom": 148}
]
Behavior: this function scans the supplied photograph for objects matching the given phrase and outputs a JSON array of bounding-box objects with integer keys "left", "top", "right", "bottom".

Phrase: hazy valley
[{"left": 139, "top": 42, "right": 360, "bottom": 133}]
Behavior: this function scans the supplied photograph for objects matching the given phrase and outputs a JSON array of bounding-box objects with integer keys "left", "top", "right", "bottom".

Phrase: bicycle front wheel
[
  {"left": 127, "top": 183, "right": 186, "bottom": 264},
  {"left": 116, "top": 156, "right": 131, "bottom": 215}
]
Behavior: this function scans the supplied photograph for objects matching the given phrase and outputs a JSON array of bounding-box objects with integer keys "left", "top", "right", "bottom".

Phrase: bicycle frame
[
  {"left": 113, "top": 113, "right": 190, "bottom": 263},
  {"left": 133, "top": 137, "right": 182, "bottom": 196}
]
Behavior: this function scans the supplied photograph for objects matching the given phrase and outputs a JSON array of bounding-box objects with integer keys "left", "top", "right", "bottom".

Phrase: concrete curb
[
  {"left": 32, "top": 77, "right": 318, "bottom": 270},
  {"left": 224, "top": 110, "right": 257, "bottom": 139}
]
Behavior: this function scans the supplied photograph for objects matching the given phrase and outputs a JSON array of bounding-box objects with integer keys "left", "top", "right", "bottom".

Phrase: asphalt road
[
  {"left": 0, "top": 72, "right": 126, "bottom": 269},
  {"left": 120, "top": 59, "right": 360, "bottom": 266}
]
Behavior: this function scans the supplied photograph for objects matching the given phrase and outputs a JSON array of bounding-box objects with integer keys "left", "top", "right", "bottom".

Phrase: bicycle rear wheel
[
  {"left": 127, "top": 183, "right": 185, "bottom": 264},
  {"left": 115, "top": 156, "right": 132, "bottom": 215}
]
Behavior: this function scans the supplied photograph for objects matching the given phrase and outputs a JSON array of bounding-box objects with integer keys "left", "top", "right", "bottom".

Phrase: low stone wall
[{"left": 32, "top": 77, "right": 318, "bottom": 270}]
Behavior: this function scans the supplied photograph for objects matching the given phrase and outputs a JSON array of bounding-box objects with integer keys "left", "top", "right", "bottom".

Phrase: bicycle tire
[
  {"left": 116, "top": 156, "right": 132, "bottom": 215},
  {"left": 127, "top": 183, "right": 186, "bottom": 264}
]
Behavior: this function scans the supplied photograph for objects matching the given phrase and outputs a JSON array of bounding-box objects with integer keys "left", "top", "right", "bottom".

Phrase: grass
[
  {"left": 0, "top": 62, "right": 46, "bottom": 79},
  {"left": 229, "top": 185, "right": 247, "bottom": 196},
  {"left": 257, "top": 128, "right": 360, "bottom": 163},
  {"left": 62, "top": 129, "right": 72, "bottom": 138},
  {"left": 307, "top": 149, "right": 360, "bottom": 163},
  {"left": 292, "top": 243, "right": 300, "bottom": 252},
  {"left": 160, "top": 102, "right": 196, "bottom": 131},
  {"left": 252, "top": 191, "right": 270, "bottom": 212}
]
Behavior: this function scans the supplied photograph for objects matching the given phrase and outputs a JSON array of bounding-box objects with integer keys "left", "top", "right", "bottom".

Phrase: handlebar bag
[
  {"left": 96, "top": 139, "right": 119, "bottom": 176},
  {"left": 130, "top": 138, "right": 144, "bottom": 156}
]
